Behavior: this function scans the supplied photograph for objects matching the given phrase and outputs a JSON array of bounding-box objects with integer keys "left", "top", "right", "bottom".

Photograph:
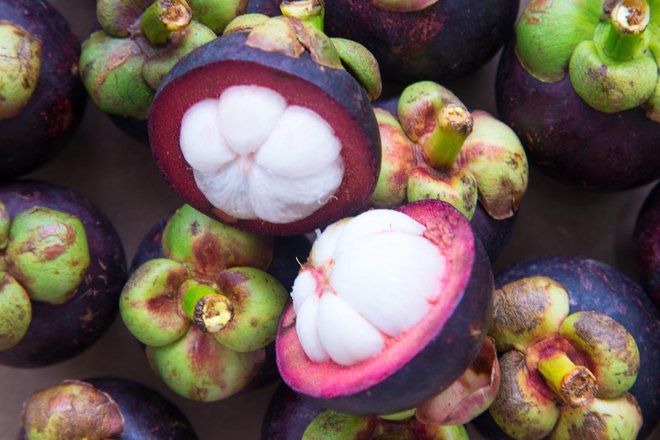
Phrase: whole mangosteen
[
  {"left": 496, "top": 0, "right": 660, "bottom": 190},
  {"left": 371, "top": 81, "right": 528, "bottom": 261},
  {"left": 0, "top": 180, "right": 126, "bottom": 368},
  {"left": 276, "top": 200, "right": 494, "bottom": 415},
  {"left": 80, "top": 0, "right": 247, "bottom": 143},
  {"left": 149, "top": 1, "right": 382, "bottom": 235},
  {"left": 474, "top": 256, "right": 660, "bottom": 439},
  {"left": 0, "top": 0, "right": 86, "bottom": 179},
  {"left": 635, "top": 182, "right": 660, "bottom": 307},
  {"left": 19, "top": 377, "right": 197, "bottom": 439},
  {"left": 321, "top": 0, "right": 519, "bottom": 83},
  {"left": 120, "top": 204, "right": 308, "bottom": 401}
]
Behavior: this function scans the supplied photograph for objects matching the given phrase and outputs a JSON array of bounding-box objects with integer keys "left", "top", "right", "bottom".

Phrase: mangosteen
[
  {"left": 149, "top": 1, "right": 382, "bottom": 235},
  {"left": 120, "top": 204, "right": 302, "bottom": 401},
  {"left": 321, "top": 0, "right": 519, "bottom": 83},
  {"left": 261, "top": 383, "right": 325, "bottom": 440},
  {"left": 0, "top": 180, "right": 126, "bottom": 368},
  {"left": 0, "top": 0, "right": 86, "bottom": 179},
  {"left": 276, "top": 200, "right": 494, "bottom": 415},
  {"left": 19, "top": 377, "right": 197, "bottom": 439},
  {"left": 496, "top": 0, "right": 660, "bottom": 190},
  {"left": 635, "top": 182, "right": 660, "bottom": 307},
  {"left": 371, "top": 81, "right": 528, "bottom": 261},
  {"left": 473, "top": 256, "right": 660, "bottom": 439},
  {"left": 79, "top": 0, "right": 247, "bottom": 142}
]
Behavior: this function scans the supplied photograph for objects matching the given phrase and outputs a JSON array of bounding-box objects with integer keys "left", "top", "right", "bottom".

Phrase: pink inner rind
[{"left": 276, "top": 200, "right": 476, "bottom": 399}]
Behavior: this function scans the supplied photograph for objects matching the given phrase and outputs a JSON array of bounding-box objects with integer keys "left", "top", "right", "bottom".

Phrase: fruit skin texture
[
  {"left": 474, "top": 256, "right": 660, "bottom": 439},
  {"left": 0, "top": 180, "right": 126, "bottom": 368},
  {"left": 261, "top": 383, "right": 325, "bottom": 440},
  {"left": 19, "top": 377, "right": 197, "bottom": 439},
  {"left": 0, "top": 0, "right": 86, "bottom": 179},
  {"left": 635, "top": 182, "right": 660, "bottom": 307},
  {"left": 150, "top": 32, "right": 380, "bottom": 235},
  {"left": 322, "top": 0, "right": 519, "bottom": 83},
  {"left": 276, "top": 200, "right": 494, "bottom": 415},
  {"left": 497, "top": 43, "right": 660, "bottom": 190}
]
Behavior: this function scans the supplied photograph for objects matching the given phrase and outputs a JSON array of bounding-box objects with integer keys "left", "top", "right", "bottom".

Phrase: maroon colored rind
[
  {"left": 496, "top": 43, "right": 660, "bottom": 191},
  {"left": 247, "top": 0, "right": 281, "bottom": 16},
  {"left": 635, "top": 182, "right": 660, "bottom": 308},
  {"left": 0, "top": 180, "right": 127, "bottom": 368},
  {"left": 278, "top": 200, "right": 494, "bottom": 415},
  {"left": 149, "top": 32, "right": 381, "bottom": 236},
  {"left": 325, "top": 0, "right": 519, "bottom": 83},
  {"left": 0, "top": 0, "right": 87, "bottom": 180},
  {"left": 261, "top": 383, "right": 324, "bottom": 440}
]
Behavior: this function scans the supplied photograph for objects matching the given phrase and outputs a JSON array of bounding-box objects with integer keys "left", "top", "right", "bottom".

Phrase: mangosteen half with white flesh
[
  {"left": 276, "top": 200, "right": 494, "bottom": 415},
  {"left": 149, "top": 1, "right": 382, "bottom": 235}
]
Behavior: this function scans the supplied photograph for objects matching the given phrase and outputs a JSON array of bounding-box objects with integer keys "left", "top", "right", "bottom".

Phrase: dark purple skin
[
  {"left": 18, "top": 377, "right": 198, "bottom": 439},
  {"left": 108, "top": 114, "right": 149, "bottom": 145},
  {"left": 323, "top": 0, "right": 519, "bottom": 83},
  {"left": 247, "top": 0, "right": 281, "bottom": 16},
  {"left": 473, "top": 255, "right": 660, "bottom": 440},
  {"left": 0, "top": 0, "right": 87, "bottom": 180},
  {"left": 0, "top": 181, "right": 127, "bottom": 368},
  {"left": 261, "top": 383, "right": 324, "bottom": 440},
  {"left": 496, "top": 43, "right": 660, "bottom": 191},
  {"left": 635, "top": 183, "right": 660, "bottom": 308}
]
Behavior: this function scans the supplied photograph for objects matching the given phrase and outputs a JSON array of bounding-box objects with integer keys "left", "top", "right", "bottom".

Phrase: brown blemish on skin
[
  {"left": 493, "top": 280, "right": 550, "bottom": 337},
  {"left": 566, "top": 411, "right": 607, "bottom": 438},
  {"left": 523, "top": 0, "right": 552, "bottom": 24}
]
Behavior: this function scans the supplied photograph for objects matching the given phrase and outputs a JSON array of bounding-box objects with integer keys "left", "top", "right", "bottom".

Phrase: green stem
[
  {"left": 601, "top": 0, "right": 650, "bottom": 61},
  {"left": 537, "top": 350, "right": 598, "bottom": 407},
  {"left": 280, "top": 0, "right": 325, "bottom": 32},
  {"left": 182, "top": 284, "right": 234, "bottom": 333},
  {"left": 423, "top": 104, "right": 472, "bottom": 169},
  {"left": 141, "top": 0, "right": 193, "bottom": 46}
]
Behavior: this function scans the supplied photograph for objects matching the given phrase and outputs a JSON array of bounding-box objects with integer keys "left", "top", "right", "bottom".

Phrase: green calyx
[
  {"left": 303, "top": 411, "right": 376, "bottom": 439},
  {"left": 407, "top": 166, "right": 478, "bottom": 220},
  {"left": 0, "top": 22, "right": 42, "bottom": 120},
  {"left": 140, "top": 0, "right": 193, "bottom": 46},
  {"left": 188, "top": 0, "right": 248, "bottom": 34},
  {"left": 331, "top": 38, "right": 382, "bottom": 101},
  {"left": 0, "top": 272, "right": 31, "bottom": 351},
  {"left": 280, "top": 0, "right": 325, "bottom": 32},
  {"left": 4, "top": 207, "right": 90, "bottom": 305},
  {"left": 0, "top": 202, "right": 9, "bottom": 250},
  {"left": 516, "top": 0, "right": 659, "bottom": 116}
]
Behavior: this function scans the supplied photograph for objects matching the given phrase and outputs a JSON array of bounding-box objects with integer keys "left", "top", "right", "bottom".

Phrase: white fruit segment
[
  {"left": 293, "top": 210, "right": 446, "bottom": 366},
  {"left": 180, "top": 85, "right": 344, "bottom": 223}
]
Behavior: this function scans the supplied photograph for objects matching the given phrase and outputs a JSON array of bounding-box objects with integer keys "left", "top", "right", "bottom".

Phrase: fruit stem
[
  {"left": 182, "top": 284, "right": 234, "bottom": 333},
  {"left": 537, "top": 350, "right": 598, "bottom": 407},
  {"left": 280, "top": 0, "right": 325, "bottom": 32},
  {"left": 601, "top": 0, "right": 650, "bottom": 61},
  {"left": 141, "top": 0, "right": 193, "bottom": 46},
  {"left": 423, "top": 104, "right": 473, "bottom": 169}
]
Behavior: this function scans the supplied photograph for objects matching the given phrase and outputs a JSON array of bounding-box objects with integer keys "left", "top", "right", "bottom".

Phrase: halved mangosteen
[
  {"left": 276, "top": 200, "right": 494, "bottom": 415},
  {"left": 149, "top": 10, "right": 381, "bottom": 235}
]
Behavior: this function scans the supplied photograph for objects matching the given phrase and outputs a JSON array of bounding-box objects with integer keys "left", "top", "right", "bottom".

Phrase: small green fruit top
[
  {"left": 516, "top": 0, "right": 659, "bottom": 120},
  {"left": 223, "top": 0, "right": 382, "bottom": 100},
  {"left": 371, "top": 82, "right": 528, "bottom": 222},
  {"left": 81, "top": 0, "right": 246, "bottom": 119},
  {"left": 488, "top": 276, "right": 642, "bottom": 440},
  {"left": 119, "top": 205, "right": 288, "bottom": 401},
  {"left": 0, "top": 201, "right": 91, "bottom": 351}
]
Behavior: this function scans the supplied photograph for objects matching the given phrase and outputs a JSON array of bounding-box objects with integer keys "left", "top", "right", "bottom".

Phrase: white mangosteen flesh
[
  {"left": 180, "top": 85, "right": 344, "bottom": 224},
  {"left": 291, "top": 209, "right": 446, "bottom": 367}
]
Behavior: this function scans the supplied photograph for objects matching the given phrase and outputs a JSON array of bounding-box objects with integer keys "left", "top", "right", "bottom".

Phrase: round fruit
[{"left": 635, "top": 182, "right": 660, "bottom": 307}]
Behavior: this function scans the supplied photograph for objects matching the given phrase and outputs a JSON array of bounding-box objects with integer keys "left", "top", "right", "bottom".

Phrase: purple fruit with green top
[{"left": 0, "top": 180, "right": 126, "bottom": 368}]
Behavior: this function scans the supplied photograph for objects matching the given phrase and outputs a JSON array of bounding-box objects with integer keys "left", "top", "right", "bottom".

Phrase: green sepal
[
  {"left": 515, "top": 0, "right": 602, "bottom": 82},
  {"left": 379, "top": 409, "right": 416, "bottom": 421},
  {"left": 407, "top": 165, "right": 478, "bottom": 220},
  {"left": 414, "top": 424, "right": 470, "bottom": 440},
  {"left": 5, "top": 207, "right": 90, "bottom": 305},
  {"left": 0, "top": 201, "right": 9, "bottom": 250},
  {"left": 246, "top": 16, "right": 306, "bottom": 59},
  {"left": 332, "top": 38, "right": 382, "bottom": 100},
  {"left": 569, "top": 39, "right": 658, "bottom": 113},
  {"left": 303, "top": 411, "right": 376, "bottom": 439},
  {"left": 280, "top": 0, "right": 325, "bottom": 32},
  {"left": 148, "top": 325, "right": 264, "bottom": 401},
  {"left": 0, "top": 22, "right": 42, "bottom": 120},
  {"left": 0, "top": 272, "right": 31, "bottom": 351},
  {"left": 96, "top": 0, "right": 153, "bottom": 38},
  {"left": 291, "top": 19, "right": 343, "bottom": 69},
  {"left": 119, "top": 258, "right": 191, "bottom": 348},
  {"left": 212, "top": 267, "right": 288, "bottom": 352},
  {"left": 223, "top": 13, "right": 270, "bottom": 35},
  {"left": 162, "top": 205, "right": 273, "bottom": 278},
  {"left": 80, "top": 31, "right": 154, "bottom": 119},
  {"left": 188, "top": 0, "right": 248, "bottom": 34},
  {"left": 643, "top": 78, "right": 660, "bottom": 122}
]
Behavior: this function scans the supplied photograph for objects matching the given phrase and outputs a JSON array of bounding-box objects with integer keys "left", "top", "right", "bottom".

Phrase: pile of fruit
[{"left": 0, "top": 0, "right": 657, "bottom": 438}]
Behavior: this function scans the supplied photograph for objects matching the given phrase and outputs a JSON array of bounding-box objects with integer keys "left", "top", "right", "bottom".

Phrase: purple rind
[
  {"left": 473, "top": 255, "right": 660, "bottom": 439},
  {"left": 0, "top": 180, "right": 127, "bottom": 368},
  {"left": 0, "top": 0, "right": 87, "bottom": 180},
  {"left": 108, "top": 114, "right": 149, "bottom": 146},
  {"left": 635, "top": 183, "right": 660, "bottom": 308},
  {"left": 496, "top": 43, "right": 660, "bottom": 191},
  {"left": 261, "top": 383, "right": 324, "bottom": 440},
  {"left": 247, "top": 0, "right": 281, "bottom": 16},
  {"left": 324, "top": 0, "right": 519, "bottom": 83},
  {"left": 470, "top": 204, "right": 517, "bottom": 263}
]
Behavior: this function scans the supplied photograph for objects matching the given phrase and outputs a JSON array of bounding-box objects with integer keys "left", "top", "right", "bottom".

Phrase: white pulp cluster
[
  {"left": 180, "top": 85, "right": 344, "bottom": 223},
  {"left": 291, "top": 209, "right": 446, "bottom": 366}
]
